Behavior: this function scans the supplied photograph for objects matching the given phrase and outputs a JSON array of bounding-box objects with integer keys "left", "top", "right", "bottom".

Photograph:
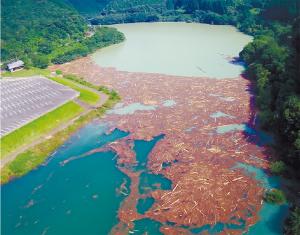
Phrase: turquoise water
[
  {"left": 131, "top": 135, "right": 173, "bottom": 232},
  {"left": 1, "top": 123, "right": 286, "bottom": 235},
  {"left": 133, "top": 134, "right": 164, "bottom": 170},
  {"left": 190, "top": 218, "right": 246, "bottom": 234},
  {"left": 233, "top": 162, "right": 281, "bottom": 189},
  {"left": 246, "top": 203, "right": 289, "bottom": 235},
  {"left": 233, "top": 162, "right": 289, "bottom": 235},
  {"left": 1, "top": 123, "right": 130, "bottom": 235},
  {"left": 136, "top": 197, "right": 155, "bottom": 214},
  {"left": 210, "top": 111, "right": 235, "bottom": 119},
  {"left": 1, "top": 124, "right": 173, "bottom": 235},
  {"left": 139, "top": 172, "right": 172, "bottom": 194},
  {"left": 216, "top": 123, "right": 273, "bottom": 146},
  {"left": 107, "top": 102, "right": 157, "bottom": 115},
  {"left": 216, "top": 124, "right": 255, "bottom": 134},
  {"left": 132, "top": 134, "right": 172, "bottom": 194},
  {"left": 162, "top": 100, "right": 176, "bottom": 107},
  {"left": 132, "top": 218, "right": 163, "bottom": 235}
]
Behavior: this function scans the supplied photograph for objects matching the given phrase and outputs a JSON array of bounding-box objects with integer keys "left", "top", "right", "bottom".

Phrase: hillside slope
[
  {"left": 68, "top": 0, "right": 165, "bottom": 15},
  {"left": 67, "top": 0, "right": 111, "bottom": 15},
  {"left": 1, "top": 0, "right": 124, "bottom": 67}
]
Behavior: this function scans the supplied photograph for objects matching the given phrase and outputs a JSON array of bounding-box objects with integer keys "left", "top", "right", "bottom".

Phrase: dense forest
[
  {"left": 82, "top": 0, "right": 299, "bottom": 35},
  {"left": 238, "top": 10, "right": 300, "bottom": 233},
  {"left": 1, "top": 0, "right": 125, "bottom": 68}
]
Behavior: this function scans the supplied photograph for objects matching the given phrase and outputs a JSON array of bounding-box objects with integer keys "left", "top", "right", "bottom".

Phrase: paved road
[{"left": 1, "top": 81, "right": 109, "bottom": 168}]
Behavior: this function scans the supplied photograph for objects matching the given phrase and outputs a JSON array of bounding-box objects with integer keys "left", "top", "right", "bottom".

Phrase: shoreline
[{"left": 0, "top": 76, "right": 120, "bottom": 184}]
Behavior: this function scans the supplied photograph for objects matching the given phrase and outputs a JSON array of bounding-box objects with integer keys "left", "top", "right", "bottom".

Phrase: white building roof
[{"left": 7, "top": 60, "right": 24, "bottom": 70}]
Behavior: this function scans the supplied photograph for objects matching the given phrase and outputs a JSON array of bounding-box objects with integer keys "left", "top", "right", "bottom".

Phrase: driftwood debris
[{"left": 51, "top": 56, "right": 271, "bottom": 234}]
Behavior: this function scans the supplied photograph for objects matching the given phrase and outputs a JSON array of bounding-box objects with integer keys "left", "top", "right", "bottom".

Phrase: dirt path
[{"left": 0, "top": 88, "right": 109, "bottom": 168}]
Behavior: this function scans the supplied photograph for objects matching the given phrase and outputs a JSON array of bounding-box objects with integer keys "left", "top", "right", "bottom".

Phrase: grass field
[
  {"left": 1, "top": 68, "right": 51, "bottom": 77},
  {"left": 50, "top": 77, "right": 100, "bottom": 105},
  {"left": 1, "top": 101, "right": 83, "bottom": 159}
]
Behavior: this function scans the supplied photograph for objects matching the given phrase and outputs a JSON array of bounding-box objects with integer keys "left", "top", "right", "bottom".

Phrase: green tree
[
  {"left": 31, "top": 54, "right": 49, "bottom": 69},
  {"left": 285, "top": 207, "right": 300, "bottom": 235},
  {"left": 270, "top": 161, "right": 286, "bottom": 175},
  {"left": 263, "top": 188, "right": 286, "bottom": 204}
]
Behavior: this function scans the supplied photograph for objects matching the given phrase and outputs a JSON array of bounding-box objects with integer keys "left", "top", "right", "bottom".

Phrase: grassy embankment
[
  {"left": 50, "top": 76, "right": 99, "bottom": 105},
  {"left": 1, "top": 69, "right": 120, "bottom": 184},
  {"left": 1, "top": 67, "right": 51, "bottom": 77},
  {"left": 1, "top": 102, "right": 83, "bottom": 159}
]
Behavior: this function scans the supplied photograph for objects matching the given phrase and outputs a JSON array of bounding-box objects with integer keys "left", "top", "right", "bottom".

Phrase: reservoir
[
  {"left": 92, "top": 22, "right": 252, "bottom": 78},
  {"left": 2, "top": 22, "right": 287, "bottom": 235}
]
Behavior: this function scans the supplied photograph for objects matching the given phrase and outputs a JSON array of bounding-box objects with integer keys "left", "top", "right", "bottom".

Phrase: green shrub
[
  {"left": 270, "top": 161, "right": 286, "bottom": 175},
  {"left": 264, "top": 188, "right": 286, "bottom": 204},
  {"left": 56, "top": 70, "right": 62, "bottom": 75},
  {"left": 285, "top": 207, "right": 300, "bottom": 235},
  {"left": 31, "top": 54, "right": 49, "bottom": 69}
]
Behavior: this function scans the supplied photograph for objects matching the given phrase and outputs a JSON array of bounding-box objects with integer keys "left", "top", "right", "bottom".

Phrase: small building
[{"left": 7, "top": 60, "right": 24, "bottom": 72}]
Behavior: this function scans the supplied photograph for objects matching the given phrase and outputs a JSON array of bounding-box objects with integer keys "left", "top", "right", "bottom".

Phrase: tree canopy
[{"left": 1, "top": 0, "right": 124, "bottom": 68}]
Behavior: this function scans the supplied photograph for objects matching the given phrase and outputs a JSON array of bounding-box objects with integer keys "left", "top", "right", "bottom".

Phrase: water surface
[
  {"left": 92, "top": 22, "right": 252, "bottom": 78},
  {"left": 107, "top": 102, "right": 157, "bottom": 115},
  {"left": 234, "top": 162, "right": 289, "bottom": 235},
  {"left": 1, "top": 123, "right": 130, "bottom": 235}
]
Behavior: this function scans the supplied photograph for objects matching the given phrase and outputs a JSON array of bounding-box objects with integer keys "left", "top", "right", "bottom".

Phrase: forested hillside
[
  {"left": 240, "top": 19, "right": 300, "bottom": 169},
  {"left": 75, "top": 0, "right": 300, "bottom": 35},
  {"left": 1, "top": 0, "right": 124, "bottom": 68},
  {"left": 67, "top": 0, "right": 111, "bottom": 15}
]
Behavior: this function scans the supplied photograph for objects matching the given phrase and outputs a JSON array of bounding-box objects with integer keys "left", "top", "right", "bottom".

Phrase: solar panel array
[{"left": 0, "top": 76, "right": 79, "bottom": 137}]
